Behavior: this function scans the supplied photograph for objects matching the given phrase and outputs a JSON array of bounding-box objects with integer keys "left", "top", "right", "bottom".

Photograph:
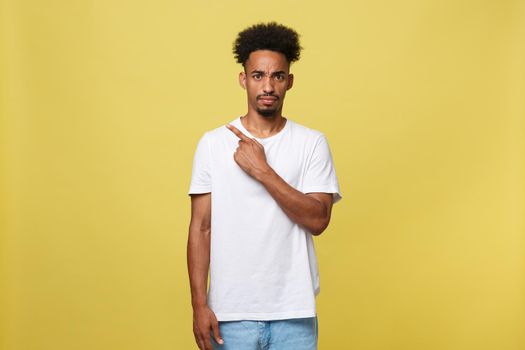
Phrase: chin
[{"left": 257, "top": 108, "right": 278, "bottom": 118}]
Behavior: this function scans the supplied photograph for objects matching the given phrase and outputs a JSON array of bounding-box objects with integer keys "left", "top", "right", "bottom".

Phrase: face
[{"left": 239, "top": 50, "right": 294, "bottom": 118}]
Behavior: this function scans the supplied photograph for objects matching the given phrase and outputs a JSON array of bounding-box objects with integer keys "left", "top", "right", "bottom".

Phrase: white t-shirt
[{"left": 188, "top": 117, "right": 342, "bottom": 321}]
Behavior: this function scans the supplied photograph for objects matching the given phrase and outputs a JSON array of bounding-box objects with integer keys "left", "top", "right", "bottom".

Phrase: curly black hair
[{"left": 233, "top": 22, "right": 302, "bottom": 66}]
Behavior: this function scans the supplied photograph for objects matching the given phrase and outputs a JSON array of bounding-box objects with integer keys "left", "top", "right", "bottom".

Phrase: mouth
[{"left": 257, "top": 95, "right": 278, "bottom": 106}]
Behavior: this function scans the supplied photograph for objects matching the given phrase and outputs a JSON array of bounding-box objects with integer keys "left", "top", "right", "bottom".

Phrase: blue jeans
[{"left": 210, "top": 316, "right": 318, "bottom": 350}]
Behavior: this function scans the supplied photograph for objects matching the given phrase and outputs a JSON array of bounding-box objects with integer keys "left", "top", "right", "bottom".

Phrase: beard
[
  {"left": 256, "top": 107, "right": 279, "bottom": 118},
  {"left": 256, "top": 93, "right": 280, "bottom": 118}
]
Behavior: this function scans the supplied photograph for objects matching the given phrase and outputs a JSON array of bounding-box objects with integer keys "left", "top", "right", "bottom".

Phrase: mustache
[{"left": 257, "top": 93, "right": 279, "bottom": 100}]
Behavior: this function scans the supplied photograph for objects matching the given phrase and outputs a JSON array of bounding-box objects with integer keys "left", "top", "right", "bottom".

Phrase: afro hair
[{"left": 233, "top": 22, "right": 302, "bottom": 66}]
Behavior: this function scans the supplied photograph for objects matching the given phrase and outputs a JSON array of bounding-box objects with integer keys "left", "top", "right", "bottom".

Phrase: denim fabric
[{"left": 210, "top": 316, "right": 318, "bottom": 350}]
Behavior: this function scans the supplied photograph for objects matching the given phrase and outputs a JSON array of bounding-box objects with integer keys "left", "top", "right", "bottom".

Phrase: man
[{"left": 187, "top": 22, "right": 342, "bottom": 350}]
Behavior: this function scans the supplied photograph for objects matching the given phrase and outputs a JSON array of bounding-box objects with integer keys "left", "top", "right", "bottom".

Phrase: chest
[{"left": 211, "top": 137, "right": 311, "bottom": 190}]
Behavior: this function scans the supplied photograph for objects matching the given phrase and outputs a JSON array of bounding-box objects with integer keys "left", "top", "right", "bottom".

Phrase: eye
[
  {"left": 275, "top": 74, "right": 285, "bottom": 81},
  {"left": 252, "top": 74, "right": 262, "bottom": 80}
]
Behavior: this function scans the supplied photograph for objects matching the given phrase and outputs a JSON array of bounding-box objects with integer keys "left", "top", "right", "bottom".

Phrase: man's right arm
[{"left": 187, "top": 193, "right": 224, "bottom": 350}]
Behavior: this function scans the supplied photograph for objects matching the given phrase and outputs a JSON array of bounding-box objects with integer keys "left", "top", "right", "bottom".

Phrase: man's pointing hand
[
  {"left": 226, "top": 124, "right": 272, "bottom": 180},
  {"left": 226, "top": 124, "right": 252, "bottom": 142}
]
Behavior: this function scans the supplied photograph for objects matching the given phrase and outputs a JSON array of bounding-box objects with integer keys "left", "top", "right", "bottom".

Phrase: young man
[{"left": 187, "top": 22, "right": 342, "bottom": 350}]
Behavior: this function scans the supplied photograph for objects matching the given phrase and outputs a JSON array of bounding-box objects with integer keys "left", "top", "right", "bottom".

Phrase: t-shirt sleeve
[
  {"left": 302, "top": 134, "right": 342, "bottom": 203},
  {"left": 188, "top": 132, "right": 212, "bottom": 195}
]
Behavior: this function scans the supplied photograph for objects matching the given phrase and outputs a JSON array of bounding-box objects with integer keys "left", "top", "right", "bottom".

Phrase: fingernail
[{"left": 219, "top": 339, "right": 224, "bottom": 344}]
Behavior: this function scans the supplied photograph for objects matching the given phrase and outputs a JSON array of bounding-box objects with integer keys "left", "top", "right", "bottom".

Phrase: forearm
[
  {"left": 187, "top": 224, "right": 211, "bottom": 308},
  {"left": 255, "top": 167, "right": 330, "bottom": 235},
  {"left": 226, "top": 125, "right": 332, "bottom": 235}
]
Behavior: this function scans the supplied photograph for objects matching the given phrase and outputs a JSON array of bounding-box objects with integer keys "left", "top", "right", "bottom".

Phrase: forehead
[{"left": 244, "top": 50, "right": 290, "bottom": 72}]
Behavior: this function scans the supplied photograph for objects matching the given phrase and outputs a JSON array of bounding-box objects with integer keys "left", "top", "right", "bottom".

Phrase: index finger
[{"left": 226, "top": 124, "right": 251, "bottom": 142}]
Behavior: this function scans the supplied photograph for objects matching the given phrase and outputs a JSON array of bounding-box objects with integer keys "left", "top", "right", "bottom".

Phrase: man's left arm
[{"left": 227, "top": 124, "right": 336, "bottom": 236}]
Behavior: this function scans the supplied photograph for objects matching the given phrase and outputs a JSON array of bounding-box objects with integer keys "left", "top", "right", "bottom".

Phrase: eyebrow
[{"left": 249, "top": 70, "right": 287, "bottom": 76}]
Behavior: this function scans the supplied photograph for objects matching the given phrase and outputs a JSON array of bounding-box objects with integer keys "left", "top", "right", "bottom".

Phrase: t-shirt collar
[{"left": 231, "top": 116, "right": 291, "bottom": 144}]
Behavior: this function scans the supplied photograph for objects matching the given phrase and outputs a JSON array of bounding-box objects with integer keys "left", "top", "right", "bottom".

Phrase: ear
[
  {"left": 239, "top": 71, "right": 247, "bottom": 89},
  {"left": 287, "top": 73, "right": 294, "bottom": 90}
]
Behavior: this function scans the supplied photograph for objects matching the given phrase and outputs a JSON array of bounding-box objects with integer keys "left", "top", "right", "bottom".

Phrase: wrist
[
  {"left": 253, "top": 165, "right": 275, "bottom": 182},
  {"left": 191, "top": 296, "right": 208, "bottom": 309}
]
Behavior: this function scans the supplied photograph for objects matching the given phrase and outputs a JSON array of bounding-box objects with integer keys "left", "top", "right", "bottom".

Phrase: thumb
[{"left": 211, "top": 320, "right": 224, "bottom": 345}]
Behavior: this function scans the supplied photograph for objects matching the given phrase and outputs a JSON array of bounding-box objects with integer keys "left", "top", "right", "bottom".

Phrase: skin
[{"left": 188, "top": 49, "right": 335, "bottom": 350}]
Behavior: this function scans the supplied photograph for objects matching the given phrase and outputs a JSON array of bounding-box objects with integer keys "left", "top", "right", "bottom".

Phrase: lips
[
  {"left": 259, "top": 99, "right": 276, "bottom": 107},
  {"left": 257, "top": 94, "right": 278, "bottom": 100},
  {"left": 257, "top": 96, "right": 278, "bottom": 105}
]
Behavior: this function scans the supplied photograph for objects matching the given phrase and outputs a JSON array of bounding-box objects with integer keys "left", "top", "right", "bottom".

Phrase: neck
[{"left": 241, "top": 112, "right": 287, "bottom": 138}]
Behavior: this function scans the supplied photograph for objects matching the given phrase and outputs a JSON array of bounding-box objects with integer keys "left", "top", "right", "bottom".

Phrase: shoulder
[
  {"left": 198, "top": 120, "right": 235, "bottom": 141},
  {"left": 288, "top": 119, "right": 326, "bottom": 144},
  {"left": 194, "top": 119, "right": 239, "bottom": 150},
  {"left": 208, "top": 124, "right": 231, "bottom": 137}
]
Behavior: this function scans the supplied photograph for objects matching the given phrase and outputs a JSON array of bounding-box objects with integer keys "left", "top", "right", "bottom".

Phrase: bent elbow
[{"left": 309, "top": 218, "right": 330, "bottom": 236}]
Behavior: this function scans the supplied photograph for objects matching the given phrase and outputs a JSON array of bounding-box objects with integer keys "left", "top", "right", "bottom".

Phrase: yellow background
[{"left": 1, "top": 0, "right": 524, "bottom": 349}]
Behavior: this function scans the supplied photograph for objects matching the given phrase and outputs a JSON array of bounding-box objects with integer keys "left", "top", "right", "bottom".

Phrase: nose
[{"left": 262, "top": 76, "right": 274, "bottom": 94}]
